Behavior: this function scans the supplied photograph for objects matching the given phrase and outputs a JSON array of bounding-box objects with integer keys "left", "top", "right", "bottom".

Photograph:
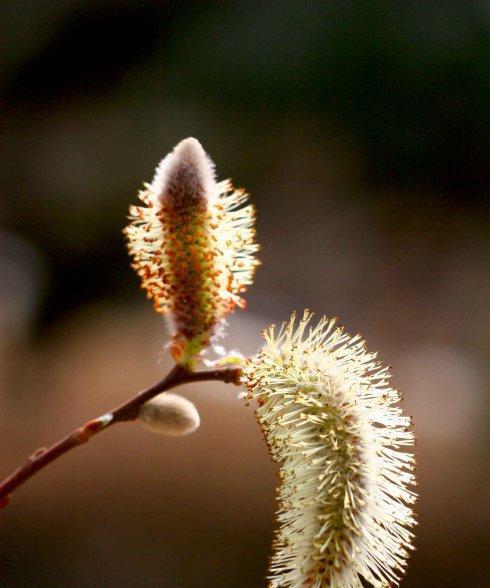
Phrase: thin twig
[{"left": 0, "top": 364, "right": 242, "bottom": 509}]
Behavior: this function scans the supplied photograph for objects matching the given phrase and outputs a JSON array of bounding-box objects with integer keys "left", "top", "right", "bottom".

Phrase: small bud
[
  {"left": 124, "top": 137, "right": 260, "bottom": 368},
  {"left": 138, "top": 393, "right": 200, "bottom": 436}
]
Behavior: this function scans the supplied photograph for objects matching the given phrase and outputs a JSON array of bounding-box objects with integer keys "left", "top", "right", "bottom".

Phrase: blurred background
[{"left": 1, "top": 1, "right": 489, "bottom": 586}]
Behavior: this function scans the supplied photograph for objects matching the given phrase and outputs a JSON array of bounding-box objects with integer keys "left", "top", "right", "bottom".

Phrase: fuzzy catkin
[
  {"left": 138, "top": 393, "right": 200, "bottom": 436},
  {"left": 244, "top": 311, "right": 417, "bottom": 588},
  {"left": 125, "top": 138, "right": 259, "bottom": 367}
]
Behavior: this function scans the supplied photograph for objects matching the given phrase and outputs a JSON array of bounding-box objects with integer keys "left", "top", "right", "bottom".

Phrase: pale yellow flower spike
[
  {"left": 244, "top": 310, "right": 417, "bottom": 588},
  {"left": 124, "top": 138, "right": 260, "bottom": 368}
]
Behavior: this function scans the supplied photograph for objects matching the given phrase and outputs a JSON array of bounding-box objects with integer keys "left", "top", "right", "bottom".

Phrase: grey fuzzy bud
[{"left": 138, "top": 393, "right": 200, "bottom": 436}]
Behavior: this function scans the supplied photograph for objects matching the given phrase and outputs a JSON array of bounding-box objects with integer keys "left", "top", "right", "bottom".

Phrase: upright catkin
[{"left": 125, "top": 138, "right": 259, "bottom": 367}]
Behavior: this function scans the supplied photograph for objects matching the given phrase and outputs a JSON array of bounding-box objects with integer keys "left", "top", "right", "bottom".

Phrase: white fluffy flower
[{"left": 244, "top": 311, "right": 417, "bottom": 588}]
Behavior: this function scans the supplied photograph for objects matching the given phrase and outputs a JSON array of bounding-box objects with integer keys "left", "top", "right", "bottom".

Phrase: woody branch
[{"left": 0, "top": 364, "right": 242, "bottom": 509}]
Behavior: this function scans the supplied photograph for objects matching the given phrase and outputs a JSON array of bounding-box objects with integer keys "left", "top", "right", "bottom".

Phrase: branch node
[{"left": 33, "top": 447, "right": 47, "bottom": 459}]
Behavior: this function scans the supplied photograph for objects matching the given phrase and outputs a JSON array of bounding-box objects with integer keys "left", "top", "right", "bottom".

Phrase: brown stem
[{"left": 0, "top": 364, "right": 242, "bottom": 509}]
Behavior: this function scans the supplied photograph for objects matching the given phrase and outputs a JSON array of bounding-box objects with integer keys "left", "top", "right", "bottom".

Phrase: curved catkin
[
  {"left": 244, "top": 311, "right": 417, "bottom": 588},
  {"left": 124, "top": 138, "right": 259, "bottom": 367}
]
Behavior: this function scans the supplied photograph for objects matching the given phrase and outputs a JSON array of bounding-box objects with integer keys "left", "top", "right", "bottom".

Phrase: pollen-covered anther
[
  {"left": 124, "top": 138, "right": 260, "bottom": 369},
  {"left": 244, "top": 310, "right": 417, "bottom": 588}
]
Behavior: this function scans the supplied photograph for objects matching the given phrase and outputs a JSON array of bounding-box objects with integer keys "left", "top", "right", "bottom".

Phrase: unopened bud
[{"left": 138, "top": 393, "right": 200, "bottom": 436}]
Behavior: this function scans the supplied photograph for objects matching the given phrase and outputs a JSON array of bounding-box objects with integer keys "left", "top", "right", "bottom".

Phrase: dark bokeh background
[{"left": 1, "top": 1, "right": 489, "bottom": 587}]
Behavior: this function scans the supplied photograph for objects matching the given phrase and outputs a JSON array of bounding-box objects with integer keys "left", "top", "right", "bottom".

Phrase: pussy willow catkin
[
  {"left": 244, "top": 311, "right": 416, "bottom": 588},
  {"left": 138, "top": 392, "right": 200, "bottom": 436},
  {"left": 125, "top": 138, "right": 259, "bottom": 367}
]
